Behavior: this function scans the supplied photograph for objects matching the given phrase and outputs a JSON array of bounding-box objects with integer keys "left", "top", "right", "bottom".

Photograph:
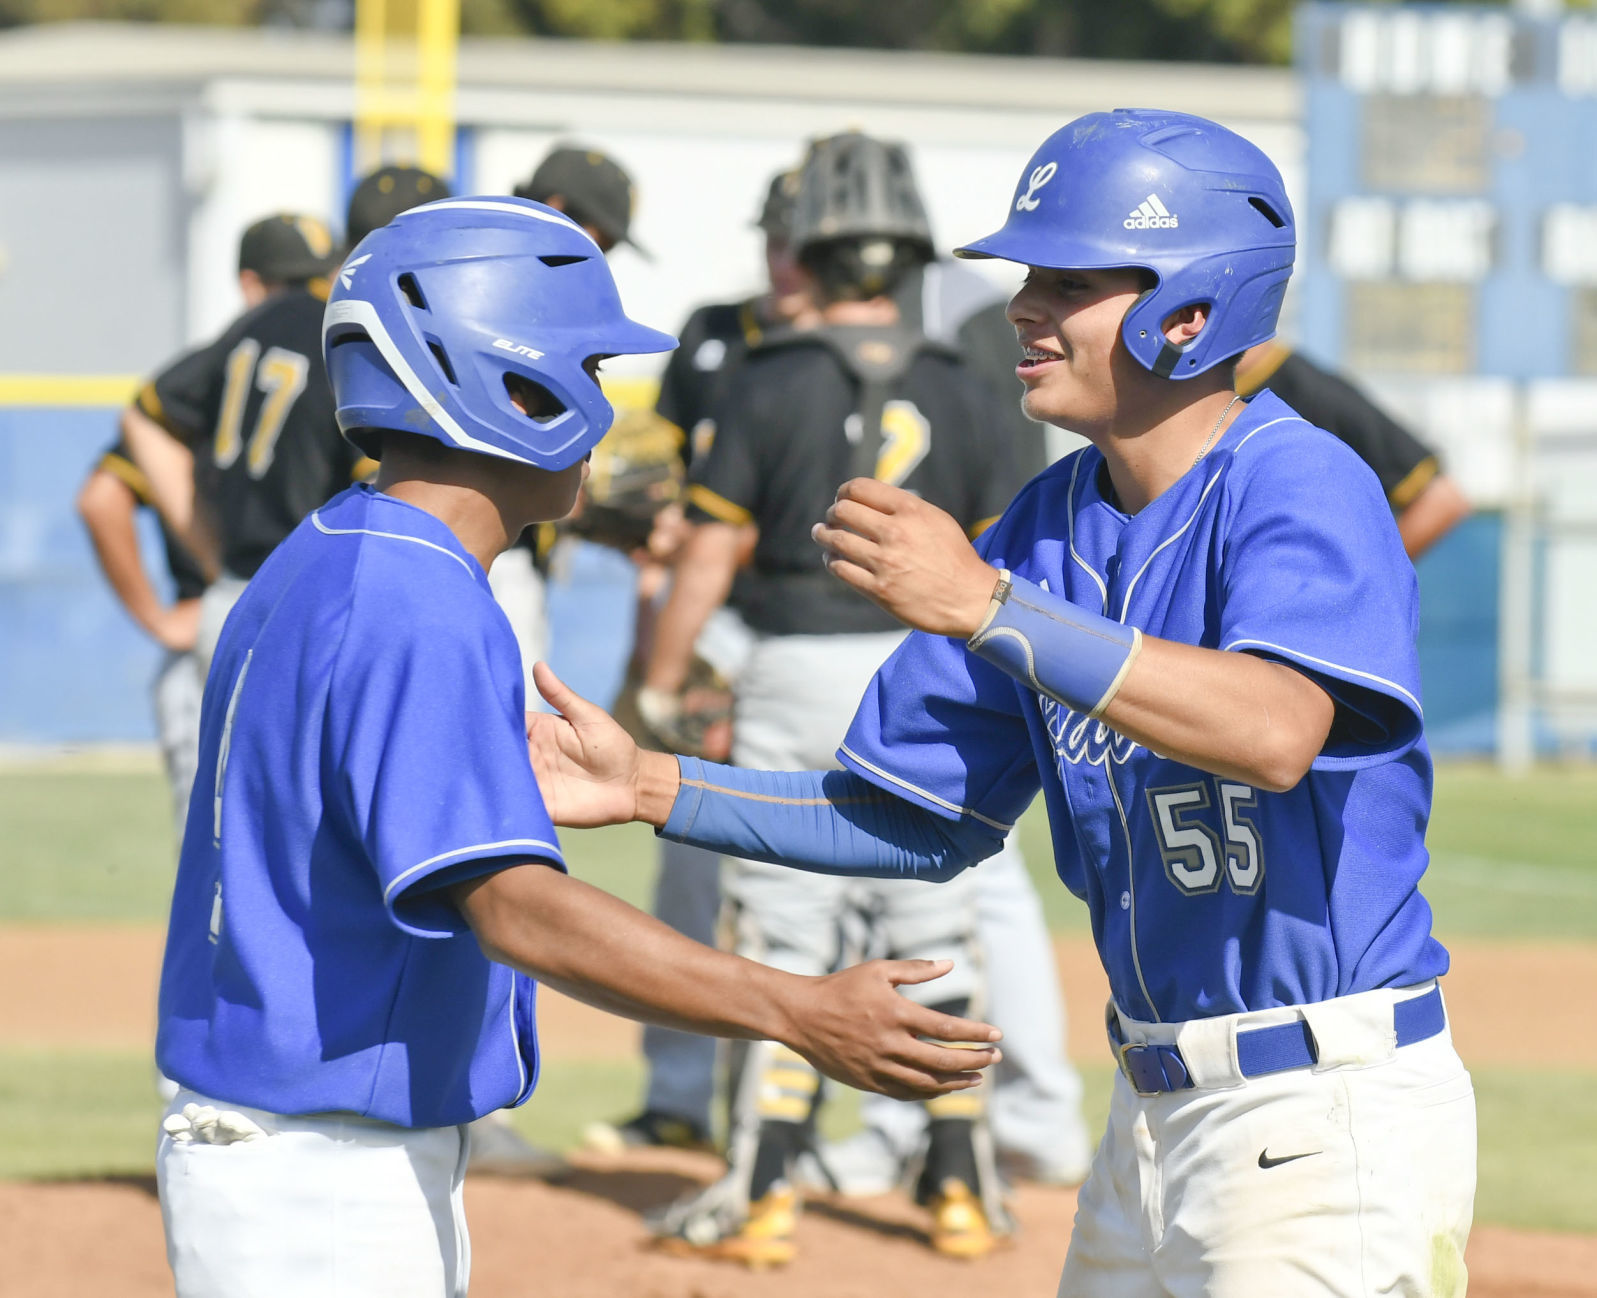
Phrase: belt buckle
[
  {"left": 1116, "top": 1040, "right": 1160, "bottom": 1097},
  {"left": 1117, "top": 1040, "right": 1192, "bottom": 1097},
  {"left": 1106, "top": 1002, "right": 1193, "bottom": 1097}
]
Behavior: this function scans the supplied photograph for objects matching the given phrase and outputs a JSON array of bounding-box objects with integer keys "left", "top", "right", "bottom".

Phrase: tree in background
[
  {"left": 502, "top": 0, "right": 1285, "bottom": 60},
  {"left": 0, "top": 0, "right": 247, "bottom": 22},
  {"left": 3, "top": 0, "right": 1590, "bottom": 65}
]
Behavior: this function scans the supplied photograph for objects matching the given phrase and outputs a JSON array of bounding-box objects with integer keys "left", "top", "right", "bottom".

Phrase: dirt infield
[
  {"left": 5, "top": 1159, "right": 1597, "bottom": 1298},
  {"left": 3, "top": 924, "right": 1597, "bottom": 1295}
]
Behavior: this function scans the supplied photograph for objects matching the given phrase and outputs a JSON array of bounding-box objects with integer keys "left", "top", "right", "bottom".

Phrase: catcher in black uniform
[{"left": 637, "top": 132, "right": 1025, "bottom": 1267}]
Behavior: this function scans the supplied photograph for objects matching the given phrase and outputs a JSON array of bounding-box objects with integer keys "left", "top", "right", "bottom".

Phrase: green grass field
[{"left": 3, "top": 757, "right": 1596, "bottom": 1231}]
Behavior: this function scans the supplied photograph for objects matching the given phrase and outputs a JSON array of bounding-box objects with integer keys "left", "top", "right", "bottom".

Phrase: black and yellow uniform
[
  {"left": 97, "top": 435, "right": 208, "bottom": 600},
  {"left": 685, "top": 326, "right": 1025, "bottom": 637},
  {"left": 896, "top": 263, "right": 1049, "bottom": 482},
  {"left": 655, "top": 297, "right": 777, "bottom": 470},
  {"left": 136, "top": 285, "right": 369, "bottom": 579},
  {"left": 1239, "top": 343, "right": 1442, "bottom": 514}
]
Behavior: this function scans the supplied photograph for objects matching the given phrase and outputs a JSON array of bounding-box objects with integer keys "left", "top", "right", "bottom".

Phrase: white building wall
[{"left": 186, "top": 114, "right": 344, "bottom": 342}]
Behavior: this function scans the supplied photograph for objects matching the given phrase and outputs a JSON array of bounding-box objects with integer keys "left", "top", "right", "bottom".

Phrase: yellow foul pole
[{"left": 354, "top": 0, "right": 460, "bottom": 180}]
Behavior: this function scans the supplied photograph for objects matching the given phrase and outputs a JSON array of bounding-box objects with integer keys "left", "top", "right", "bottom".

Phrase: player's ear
[{"left": 1160, "top": 302, "right": 1210, "bottom": 347}]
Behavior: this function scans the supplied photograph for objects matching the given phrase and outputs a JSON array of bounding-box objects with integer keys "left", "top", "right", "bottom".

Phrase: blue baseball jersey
[
  {"left": 156, "top": 485, "right": 564, "bottom": 1127},
  {"left": 840, "top": 391, "right": 1448, "bottom": 1023}
]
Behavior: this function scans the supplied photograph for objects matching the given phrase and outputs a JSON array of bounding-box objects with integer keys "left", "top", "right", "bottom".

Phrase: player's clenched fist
[
  {"left": 812, "top": 477, "right": 1003, "bottom": 638},
  {"left": 786, "top": 958, "right": 1002, "bottom": 1101}
]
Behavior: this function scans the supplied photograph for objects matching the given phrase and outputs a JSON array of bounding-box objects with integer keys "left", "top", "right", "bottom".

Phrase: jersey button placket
[{"left": 1104, "top": 554, "right": 1159, "bottom": 1024}]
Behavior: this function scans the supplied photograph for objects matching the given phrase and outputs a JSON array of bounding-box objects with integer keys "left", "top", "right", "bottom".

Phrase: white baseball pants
[
  {"left": 194, "top": 573, "right": 249, "bottom": 684},
  {"left": 157, "top": 1089, "right": 470, "bottom": 1298},
  {"left": 152, "top": 647, "right": 202, "bottom": 835},
  {"left": 1059, "top": 982, "right": 1475, "bottom": 1298},
  {"left": 486, "top": 544, "right": 550, "bottom": 703},
  {"left": 724, "top": 628, "right": 983, "bottom": 1004}
]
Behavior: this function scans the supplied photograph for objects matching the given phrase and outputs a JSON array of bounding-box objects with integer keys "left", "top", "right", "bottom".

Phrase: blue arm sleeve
[{"left": 661, "top": 758, "right": 1005, "bottom": 880}]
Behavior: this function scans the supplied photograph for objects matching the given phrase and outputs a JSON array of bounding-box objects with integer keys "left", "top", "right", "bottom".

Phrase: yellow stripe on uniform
[
  {"left": 0, "top": 374, "right": 140, "bottom": 407},
  {"left": 756, "top": 1094, "right": 814, "bottom": 1122},
  {"left": 967, "top": 514, "right": 1001, "bottom": 540},
  {"left": 135, "top": 381, "right": 165, "bottom": 421},
  {"left": 1388, "top": 456, "right": 1440, "bottom": 510},
  {"left": 1233, "top": 341, "right": 1290, "bottom": 397},
  {"left": 98, "top": 451, "right": 154, "bottom": 504},
  {"left": 600, "top": 375, "right": 662, "bottom": 413},
  {"left": 925, "top": 1089, "right": 985, "bottom": 1119},
  {"left": 686, "top": 483, "right": 755, "bottom": 526},
  {"left": 765, "top": 1065, "right": 819, "bottom": 1091}
]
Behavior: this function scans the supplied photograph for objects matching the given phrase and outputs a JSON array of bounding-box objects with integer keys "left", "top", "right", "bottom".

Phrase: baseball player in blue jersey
[
  {"left": 528, "top": 110, "right": 1476, "bottom": 1297},
  {"left": 152, "top": 196, "right": 1002, "bottom": 1298}
]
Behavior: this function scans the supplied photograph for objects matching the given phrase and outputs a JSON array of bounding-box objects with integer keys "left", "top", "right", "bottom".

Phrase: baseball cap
[
  {"left": 345, "top": 164, "right": 452, "bottom": 249},
  {"left": 754, "top": 168, "right": 800, "bottom": 242},
  {"left": 514, "top": 143, "right": 647, "bottom": 257},
  {"left": 237, "top": 213, "right": 338, "bottom": 283}
]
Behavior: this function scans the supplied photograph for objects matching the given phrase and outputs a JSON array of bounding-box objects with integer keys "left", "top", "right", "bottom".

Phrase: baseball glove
[
  {"left": 612, "top": 659, "right": 734, "bottom": 762},
  {"left": 564, "top": 409, "right": 684, "bottom": 554}
]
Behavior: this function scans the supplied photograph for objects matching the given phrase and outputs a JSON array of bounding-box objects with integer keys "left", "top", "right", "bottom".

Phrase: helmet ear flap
[
  {"left": 325, "top": 328, "right": 414, "bottom": 459},
  {"left": 1140, "top": 306, "right": 1221, "bottom": 379},
  {"left": 1121, "top": 282, "right": 1203, "bottom": 378}
]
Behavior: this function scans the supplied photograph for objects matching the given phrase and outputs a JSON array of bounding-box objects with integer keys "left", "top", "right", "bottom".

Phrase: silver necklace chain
[{"left": 1191, "top": 393, "right": 1243, "bottom": 471}]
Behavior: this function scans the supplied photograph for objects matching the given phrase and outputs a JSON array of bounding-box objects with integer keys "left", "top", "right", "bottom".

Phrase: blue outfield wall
[
  {"left": 0, "top": 405, "right": 165, "bottom": 743},
  {"left": 1, "top": 403, "right": 1501, "bottom": 753},
  {"left": 1414, "top": 512, "right": 1501, "bottom": 756}
]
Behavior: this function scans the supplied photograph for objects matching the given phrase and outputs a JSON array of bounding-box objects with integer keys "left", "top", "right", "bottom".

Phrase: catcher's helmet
[
  {"left": 791, "top": 132, "right": 934, "bottom": 256},
  {"left": 955, "top": 109, "right": 1295, "bottom": 380},
  {"left": 791, "top": 133, "right": 935, "bottom": 300},
  {"left": 322, "top": 197, "right": 676, "bottom": 470}
]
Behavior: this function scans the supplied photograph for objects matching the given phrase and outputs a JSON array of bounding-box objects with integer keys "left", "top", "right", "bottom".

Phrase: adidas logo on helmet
[{"left": 1124, "top": 194, "right": 1179, "bottom": 230}]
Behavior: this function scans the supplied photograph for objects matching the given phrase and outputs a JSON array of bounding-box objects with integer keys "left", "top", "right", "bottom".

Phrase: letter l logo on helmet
[{"left": 1015, "top": 162, "right": 1058, "bottom": 212}]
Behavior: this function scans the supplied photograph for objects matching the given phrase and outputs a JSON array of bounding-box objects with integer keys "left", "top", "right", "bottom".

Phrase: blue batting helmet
[
  {"left": 955, "top": 109, "right": 1295, "bottom": 380},
  {"left": 322, "top": 196, "right": 676, "bottom": 469}
]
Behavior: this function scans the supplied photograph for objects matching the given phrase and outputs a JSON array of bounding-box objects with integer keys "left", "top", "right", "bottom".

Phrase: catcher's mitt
[
  {"left": 565, "top": 408, "right": 684, "bottom": 554},
  {"left": 612, "top": 658, "right": 734, "bottom": 761}
]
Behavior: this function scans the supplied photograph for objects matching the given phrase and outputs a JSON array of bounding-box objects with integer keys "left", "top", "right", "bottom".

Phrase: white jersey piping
[
  {"left": 1064, "top": 454, "right": 1110, "bottom": 614},
  {"left": 508, "top": 976, "right": 529, "bottom": 1100},
  {"left": 419, "top": 198, "right": 597, "bottom": 248},
  {"left": 321, "top": 298, "right": 535, "bottom": 464},
  {"left": 1118, "top": 468, "right": 1229, "bottom": 621},
  {"left": 312, "top": 511, "right": 478, "bottom": 577},
  {"left": 1221, "top": 638, "right": 1423, "bottom": 716},
  {"left": 383, "top": 838, "right": 565, "bottom": 905},
  {"left": 1105, "top": 756, "right": 1161, "bottom": 1022},
  {"left": 837, "top": 744, "right": 1014, "bottom": 832}
]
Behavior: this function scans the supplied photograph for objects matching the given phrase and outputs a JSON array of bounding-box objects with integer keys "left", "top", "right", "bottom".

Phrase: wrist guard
[{"left": 967, "top": 571, "right": 1141, "bottom": 717}]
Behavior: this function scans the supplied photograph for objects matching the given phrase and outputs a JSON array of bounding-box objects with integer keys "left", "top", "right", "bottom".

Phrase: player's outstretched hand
[
  {"left": 813, "top": 478, "right": 1003, "bottom": 639},
  {"left": 527, "top": 662, "right": 681, "bottom": 829},
  {"left": 787, "top": 957, "right": 1002, "bottom": 1101}
]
